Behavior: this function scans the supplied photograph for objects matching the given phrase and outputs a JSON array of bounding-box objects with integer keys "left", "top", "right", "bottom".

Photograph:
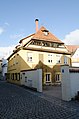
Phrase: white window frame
[
  {"left": 64, "top": 56, "right": 68, "bottom": 64},
  {"left": 56, "top": 54, "right": 61, "bottom": 64},
  {"left": 44, "top": 31, "right": 48, "bottom": 36},
  {"left": 48, "top": 54, "right": 52, "bottom": 63},
  {"left": 27, "top": 52, "right": 33, "bottom": 62},
  {"left": 45, "top": 73, "right": 51, "bottom": 82},
  {"left": 55, "top": 73, "right": 61, "bottom": 83}
]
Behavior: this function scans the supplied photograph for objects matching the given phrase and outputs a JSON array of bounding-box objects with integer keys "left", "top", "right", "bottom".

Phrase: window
[
  {"left": 25, "top": 76, "right": 27, "bottom": 82},
  {"left": 15, "top": 73, "right": 17, "bottom": 80},
  {"left": 64, "top": 56, "right": 68, "bottom": 64},
  {"left": 53, "top": 43, "right": 58, "bottom": 48},
  {"left": 27, "top": 52, "right": 32, "bottom": 62},
  {"left": 56, "top": 55, "right": 61, "bottom": 64},
  {"left": 48, "top": 54, "right": 52, "bottom": 63},
  {"left": 17, "top": 73, "right": 20, "bottom": 81},
  {"left": 42, "top": 30, "right": 49, "bottom": 36},
  {"left": 44, "top": 31, "right": 48, "bottom": 36},
  {"left": 55, "top": 74, "right": 60, "bottom": 82},
  {"left": 11, "top": 73, "right": 14, "bottom": 80},
  {"left": 46, "top": 74, "right": 51, "bottom": 82}
]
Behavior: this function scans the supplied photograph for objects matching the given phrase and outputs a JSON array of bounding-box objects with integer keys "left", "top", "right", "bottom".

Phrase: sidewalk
[{"left": 0, "top": 81, "right": 79, "bottom": 119}]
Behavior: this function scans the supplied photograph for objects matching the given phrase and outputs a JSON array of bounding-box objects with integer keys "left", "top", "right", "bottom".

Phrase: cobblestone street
[{"left": 0, "top": 81, "right": 79, "bottom": 119}]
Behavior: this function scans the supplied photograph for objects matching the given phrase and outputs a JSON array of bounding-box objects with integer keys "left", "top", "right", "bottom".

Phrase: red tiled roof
[
  {"left": 66, "top": 45, "right": 79, "bottom": 53},
  {"left": 32, "top": 26, "right": 64, "bottom": 44}
]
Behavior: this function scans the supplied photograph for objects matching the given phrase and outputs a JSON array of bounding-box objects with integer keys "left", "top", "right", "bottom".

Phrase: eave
[
  {"left": 19, "top": 33, "right": 35, "bottom": 43},
  {"left": 31, "top": 38, "right": 64, "bottom": 44},
  {"left": 7, "top": 48, "right": 21, "bottom": 60},
  {"left": 23, "top": 47, "right": 71, "bottom": 55}
]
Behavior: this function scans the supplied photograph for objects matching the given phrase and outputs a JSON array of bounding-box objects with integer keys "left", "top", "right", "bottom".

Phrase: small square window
[
  {"left": 48, "top": 54, "right": 52, "bottom": 63},
  {"left": 48, "top": 60, "right": 50, "bottom": 63},
  {"left": 27, "top": 53, "right": 32, "bottom": 62}
]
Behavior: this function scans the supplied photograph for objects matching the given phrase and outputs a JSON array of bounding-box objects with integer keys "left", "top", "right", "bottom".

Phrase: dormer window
[
  {"left": 42, "top": 29, "right": 49, "bottom": 36},
  {"left": 44, "top": 31, "right": 48, "bottom": 36}
]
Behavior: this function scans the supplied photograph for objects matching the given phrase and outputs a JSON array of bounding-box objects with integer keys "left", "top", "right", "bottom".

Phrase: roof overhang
[
  {"left": 7, "top": 48, "right": 21, "bottom": 60},
  {"left": 31, "top": 38, "right": 64, "bottom": 44},
  {"left": 23, "top": 47, "right": 71, "bottom": 55}
]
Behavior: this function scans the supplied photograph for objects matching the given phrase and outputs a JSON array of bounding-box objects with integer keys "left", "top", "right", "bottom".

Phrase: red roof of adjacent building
[{"left": 66, "top": 45, "right": 79, "bottom": 53}]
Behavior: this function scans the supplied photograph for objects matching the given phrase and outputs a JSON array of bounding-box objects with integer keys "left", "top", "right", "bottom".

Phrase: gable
[
  {"left": 66, "top": 45, "right": 79, "bottom": 53},
  {"left": 72, "top": 48, "right": 79, "bottom": 58},
  {"left": 32, "top": 26, "right": 64, "bottom": 44},
  {"left": 21, "top": 26, "right": 64, "bottom": 48}
]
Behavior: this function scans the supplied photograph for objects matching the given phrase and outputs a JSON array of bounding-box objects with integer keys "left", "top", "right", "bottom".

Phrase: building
[
  {"left": 66, "top": 45, "right": 79, "bottom": 67},
  {"left": 0, "top": 60, "right": 2, "bottom": 80},
  {"left": 7, "top": 19, "right": 71, "bottom": 86},
  {"left": 2, "top": 58, "right": 8, "bottom": 80}
]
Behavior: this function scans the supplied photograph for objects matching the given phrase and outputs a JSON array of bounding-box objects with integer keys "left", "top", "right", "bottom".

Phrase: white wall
[
  {"left": 72, "top": 48, "right": 79, "bottom": 58},
  {"left": 72, "top": 48, "right": 79, "bottom": 67},
  {"left": 21, "top": 69, "right": 42, "bottom": 92},
  {"left": 61, "top": 65, "right": 71, "bottom": 101},
  {"left": 61, "top": 65, "right": 79, "bottom": 101},
  {"left": 72, "top": 62, "right": 79, "bottom": 67},
  {"left": 70, "top": 72, "right": 79, "bottom": 98}
]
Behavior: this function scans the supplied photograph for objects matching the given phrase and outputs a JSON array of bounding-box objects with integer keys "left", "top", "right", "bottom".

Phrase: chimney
[{"left": 35, "top": 19, "right": 39, "bottom": 32}]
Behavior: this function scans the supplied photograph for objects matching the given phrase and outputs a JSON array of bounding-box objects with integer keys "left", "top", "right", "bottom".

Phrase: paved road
[{"left": 0, "top": 81, "right": 79, "bottom": 119}]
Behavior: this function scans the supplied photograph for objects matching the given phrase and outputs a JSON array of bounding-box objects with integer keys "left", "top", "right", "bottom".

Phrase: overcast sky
[{"left": 0, "top": 0, "right": 79, "bottom": 58}]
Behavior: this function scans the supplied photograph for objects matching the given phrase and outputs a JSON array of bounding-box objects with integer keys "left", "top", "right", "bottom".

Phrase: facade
[
  {"left": 0, "top": 60, "right": 2, "bottom": 80},
  {"left": 7, "top": 20, "right": 71, "bottom": 85},
  {"left": 72, "top": 48, "right": 79, "bottom": 67},
  {"left": 2, "top": 58, "right": 8, "bottom": 80}
]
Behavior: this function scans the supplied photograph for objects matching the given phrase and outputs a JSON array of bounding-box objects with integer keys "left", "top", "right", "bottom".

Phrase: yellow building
[{"left": 7, "top": 19, "right": 71, "bottom": 85}]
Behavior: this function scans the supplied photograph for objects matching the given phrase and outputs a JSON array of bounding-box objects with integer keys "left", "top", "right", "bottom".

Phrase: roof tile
[
  {"left": 32, "top": 26, "right": 64, "bottom": 44},
  {"left": 66, "top": 45, "right": 79, "bottom": 52}
]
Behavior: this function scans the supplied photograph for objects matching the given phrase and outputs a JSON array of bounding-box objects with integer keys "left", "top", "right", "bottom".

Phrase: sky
[{"left": 0, "top": 0, "right": 79, "bottom": 58}]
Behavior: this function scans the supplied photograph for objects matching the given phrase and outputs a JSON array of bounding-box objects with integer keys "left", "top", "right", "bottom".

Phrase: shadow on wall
[
  {"left": 7, "top": 53, "right": 71, "bottom": 85},
  {"left": 34, "top": 61, "right": 55, "bottom": 84}
]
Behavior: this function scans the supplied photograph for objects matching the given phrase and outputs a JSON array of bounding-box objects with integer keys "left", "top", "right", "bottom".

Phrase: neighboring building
[
  {"left": 7, "top": 19, "right": 71, "bottom": 85},
  {"left": 2, "top": 58, "right": 8, "bottom": 80},
  {"left": 66, "top": 45, "right": 79, "bottom": 67},
  {"left": 0, "top": 60, "right": 2, "bottom": 80}
]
